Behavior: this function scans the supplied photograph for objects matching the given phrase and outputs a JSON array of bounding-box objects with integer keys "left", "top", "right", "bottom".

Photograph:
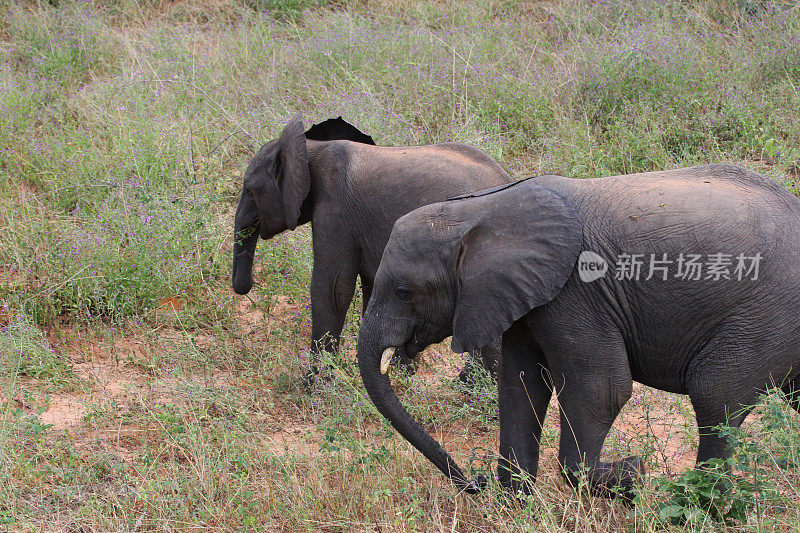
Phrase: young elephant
[
  {"left": 232, "top": 114, "right": 510, "bottom": 382},
  {"left": 357, "top": 164, "right": 800, "bottom": 497}
]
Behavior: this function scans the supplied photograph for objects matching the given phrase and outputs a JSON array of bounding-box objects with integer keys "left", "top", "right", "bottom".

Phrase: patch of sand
[
  {"left": 270, "top": 294, "right": 300, "bottom": 320},
  {"left": 264, "top": 423, "right": 321, "bottom": 456},
  {"left": 40, "top": 394, "right": 87, "bottom": 430},
  {"left": 236, "top": 296, "right": 266, "bottom": 335},
  {"left": 34, "top": 327, "right": 227, "bottom": 432}
]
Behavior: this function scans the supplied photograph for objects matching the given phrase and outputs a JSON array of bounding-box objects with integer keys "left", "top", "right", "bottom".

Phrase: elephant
[
  {"left": 231, "top": 114, "right": 511, "bottom": 383},
  {"left": 356, "top": 164, "right": 800, "bottom": 498}
]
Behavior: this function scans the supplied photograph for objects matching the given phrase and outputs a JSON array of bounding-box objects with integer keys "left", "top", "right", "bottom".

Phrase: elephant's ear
[
  {"left": 276, "top": 114, "right": 311, "bottom": 229},
  {"left": 450, "top": 182, "right": 583, "bottom": 354},
  {"left": 304, "top": 116, "right": 375, "bottom": 145}
]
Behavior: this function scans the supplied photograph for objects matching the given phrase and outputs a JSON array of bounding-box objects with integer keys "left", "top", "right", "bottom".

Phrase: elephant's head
[
  {"left": 357, "top": 179, "right": 583, "bottom": 491},
  {"left": 232, "top": 115, "right": 374, "bottom": 295}
]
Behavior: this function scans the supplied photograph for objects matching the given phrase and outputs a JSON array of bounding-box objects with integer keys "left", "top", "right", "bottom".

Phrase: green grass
[
  {"left": 0, "top": 315, "right": 75, "bottom": 386},
  {"left": 1, "top": 0, "right": 800, "bottom": 530}
]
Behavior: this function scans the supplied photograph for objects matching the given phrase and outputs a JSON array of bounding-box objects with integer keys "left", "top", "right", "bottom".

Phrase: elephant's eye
[{"left": 396, "top": 287, "right": 412, "bottom": 301}]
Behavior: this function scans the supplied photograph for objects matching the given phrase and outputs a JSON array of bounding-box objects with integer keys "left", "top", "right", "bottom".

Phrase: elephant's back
[
  {"left": 339, "top": 142, "right": 511, "bottom": 270},
  {"left": 564, "top": 164, "right": 798, "bottom": 218},
  {"left": 344, "top": 143, "right": 510, "bottom": 220},
  {"left": 348, "top": 143, "right": 510, "bottom": 189},
  {"left": 542, "top": 165, "right": 800, "bottom": 260}
]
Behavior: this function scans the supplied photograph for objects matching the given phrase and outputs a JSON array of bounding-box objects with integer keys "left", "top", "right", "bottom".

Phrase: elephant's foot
[
  {"left": 561, "top": 455, "right": 644, "bottom": 501},
  {"left": 301, "top": 364, "right": 336, "bottom": 391},
  {"left": 498, "top": 462, "right": 538, "bottom": 497}
]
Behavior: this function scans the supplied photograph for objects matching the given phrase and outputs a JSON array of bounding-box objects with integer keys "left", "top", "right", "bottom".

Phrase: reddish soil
[{"left": 26, "top": 295, "right": 704, "bottom": 482}]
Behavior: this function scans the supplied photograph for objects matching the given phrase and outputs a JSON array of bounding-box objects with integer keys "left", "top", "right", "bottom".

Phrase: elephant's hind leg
[
  {"left": 779, "top": 373, "right": 800, "bottom": 414},
  {"left": 686, "top": 332, "right": 764, "bottom": 465},
  {"left": 497, "top": 321, "right": 551, "bottom": 495},
  {"left": 689, "top": 392, "right": 754, "bottom": 466}
]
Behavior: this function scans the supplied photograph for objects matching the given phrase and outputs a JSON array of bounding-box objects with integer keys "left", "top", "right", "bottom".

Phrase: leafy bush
[
  {"left": 650, "top": 459, "right": 754, "bottom": 526},
  {"left": 0, "top": 314, "right": 73, "bottom": 384}
]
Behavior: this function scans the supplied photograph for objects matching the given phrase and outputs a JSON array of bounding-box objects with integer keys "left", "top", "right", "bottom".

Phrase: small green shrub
[
  {"left": 0, "top": 315, "right": 73, "bottom": 385},
  {"left": 647, "top": 459, "right": 754, "bottom": 527},
  {"left": 245, "top": 0, "right": 325, "bottom": 21}
]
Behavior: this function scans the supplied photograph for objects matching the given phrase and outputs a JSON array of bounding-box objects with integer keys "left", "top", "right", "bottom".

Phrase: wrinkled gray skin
[
  {"left": 232, "top": 114, "right": 510, "bottom": 381},
  {"left": 358, "top": 164, "right": 800, "bottom": 497}
]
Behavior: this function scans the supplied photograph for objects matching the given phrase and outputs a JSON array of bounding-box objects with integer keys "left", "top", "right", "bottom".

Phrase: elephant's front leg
[
  {"left": 306, "top": 251, "right": 357, "bottom": 384},
  {"left": 550, "top": 344, "right": 642, "bottom": 500},
  {"left": 459, "top": 338, "right": 501, "bottom": 385},
  {"left": 498, "top": 322, "right": 551, "bottom": 495}
]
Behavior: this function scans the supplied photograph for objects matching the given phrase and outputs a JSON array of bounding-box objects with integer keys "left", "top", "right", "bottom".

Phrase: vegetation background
[{"left": 1, "top": 0, "right": 800, "bottom": 530}]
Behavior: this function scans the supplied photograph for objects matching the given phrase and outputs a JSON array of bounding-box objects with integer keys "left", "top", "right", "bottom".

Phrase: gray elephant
[
  {"left": 357, "top": 164, "right": 800, "bottom": 498},
  {"left": 231, "top": 114, "right": 511, "bottom": 382}
]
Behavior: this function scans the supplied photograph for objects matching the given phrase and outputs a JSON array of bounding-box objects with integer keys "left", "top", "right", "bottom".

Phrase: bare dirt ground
[{"left": 27, "top": 295, "right": 700, "bottom": 486}]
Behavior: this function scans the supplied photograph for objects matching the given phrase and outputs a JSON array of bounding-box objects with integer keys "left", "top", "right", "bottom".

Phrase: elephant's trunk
[
  {"left": 357, "top": 318, "right": 485, "bottom": 493},
  {"left": 232, "top": 190, "right": 260, "bottom": 295}
]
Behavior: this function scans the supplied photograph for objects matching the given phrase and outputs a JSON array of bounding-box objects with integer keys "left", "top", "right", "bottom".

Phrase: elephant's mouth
[
  {"left": 402, "top": 340, "right": 421, "bottom": 361},
  {"left": 378, "top": 341, "right": 421, "bottom": 375},
  {"left": 259, "top": 222, "right": 285, "bottom": 240},
  {"left": 402, "top": 324, "right": 452, "bottom": 362},
  {"left": 235, "top": 223, "right": 259, "bottom": 245}
]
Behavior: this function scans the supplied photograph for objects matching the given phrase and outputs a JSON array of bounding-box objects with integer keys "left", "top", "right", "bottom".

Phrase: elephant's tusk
[{"left": 380, "top": 347, "right": 395, "bottom": 375}]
